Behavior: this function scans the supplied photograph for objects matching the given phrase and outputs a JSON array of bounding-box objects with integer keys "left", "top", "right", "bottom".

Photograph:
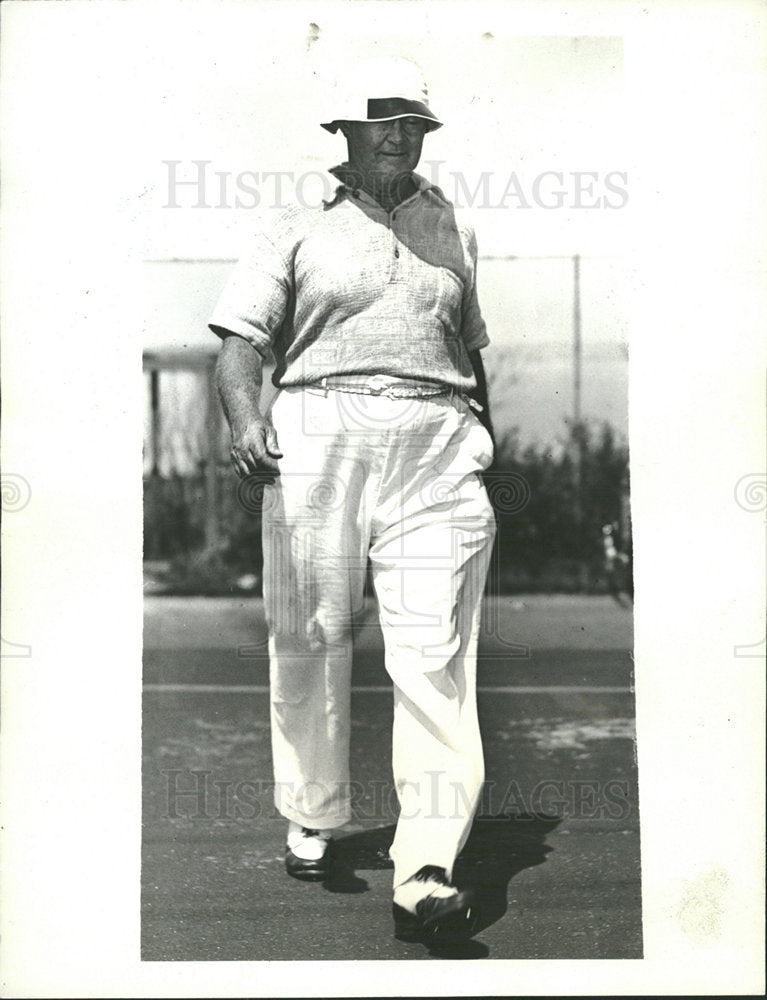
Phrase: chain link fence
[{"left": 143, "top": 256, "right": 631, "bottom": 595}]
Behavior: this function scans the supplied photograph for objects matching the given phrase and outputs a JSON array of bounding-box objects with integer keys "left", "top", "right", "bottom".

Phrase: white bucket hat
[{"left": 321, "top": 56, "right": 443, "bottom": 133}]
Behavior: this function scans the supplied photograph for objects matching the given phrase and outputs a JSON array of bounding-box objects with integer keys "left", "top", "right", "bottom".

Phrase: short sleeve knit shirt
[{"left": 209, "top": 167, "right": 489, "bottom": 392}]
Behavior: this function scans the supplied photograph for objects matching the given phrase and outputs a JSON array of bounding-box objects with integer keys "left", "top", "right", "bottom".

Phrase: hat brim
[{"left": 321, "top": 97, "right": 442, "bottom": 133}]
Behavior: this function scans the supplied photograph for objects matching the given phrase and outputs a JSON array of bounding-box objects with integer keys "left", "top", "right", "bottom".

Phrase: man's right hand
[
  {"left": 230, "top": 418, "right": 283, "bottom": 481},
  {"left": 215, "top": 333, "right": 283, "bottom": 481}
]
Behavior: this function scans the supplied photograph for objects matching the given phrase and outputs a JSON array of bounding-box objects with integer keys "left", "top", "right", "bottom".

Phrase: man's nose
[{"left": 386, "top": 120, "right": 405, "bottom": 141}]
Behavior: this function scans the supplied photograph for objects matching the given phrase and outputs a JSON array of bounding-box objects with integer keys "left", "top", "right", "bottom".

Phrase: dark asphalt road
[{"left": 142, "top": 596, "right": 641, "bottom": 961}]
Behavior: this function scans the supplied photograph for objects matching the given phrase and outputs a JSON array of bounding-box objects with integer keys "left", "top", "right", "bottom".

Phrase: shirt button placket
[{"left": 391, "top": 211, "right": 400, "bottom": 276}]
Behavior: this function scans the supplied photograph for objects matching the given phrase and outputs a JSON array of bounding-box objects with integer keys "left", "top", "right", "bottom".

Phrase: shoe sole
[
  {"left": 286, "top": 868, "right": 329, "bottom": 882},
  {"left": 393, "top": 893, "right": 478, "bottom": 943}
]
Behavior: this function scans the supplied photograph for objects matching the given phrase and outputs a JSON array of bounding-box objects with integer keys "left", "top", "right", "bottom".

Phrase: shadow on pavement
[
  {"left": 456, "top": 813, "right": 560, "bottom": 931},
  {"left": 324, "top": 813, "right": 559, "bottom": 958},
  {"left": 324, "top": 824, "right": 393, "bottom": 888}
]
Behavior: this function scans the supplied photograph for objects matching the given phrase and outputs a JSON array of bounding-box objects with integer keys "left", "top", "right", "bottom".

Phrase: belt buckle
[{"left": 367, "top": 374, "right": 393, "bottom": 394}]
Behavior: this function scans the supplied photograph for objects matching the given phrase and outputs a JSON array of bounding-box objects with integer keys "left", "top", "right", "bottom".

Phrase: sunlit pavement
[{"left": 142, "top": 595, "right": 640, "bottom": 961}]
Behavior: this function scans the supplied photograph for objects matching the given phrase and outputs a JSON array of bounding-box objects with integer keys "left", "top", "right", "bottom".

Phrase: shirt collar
[{"left": 324, "top": 163, "right": 444, "bottom": 209}]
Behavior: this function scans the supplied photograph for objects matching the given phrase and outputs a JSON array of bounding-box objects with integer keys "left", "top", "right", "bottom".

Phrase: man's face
[{"left": 342, "top": 117, "right": 427, "bottom": 183}]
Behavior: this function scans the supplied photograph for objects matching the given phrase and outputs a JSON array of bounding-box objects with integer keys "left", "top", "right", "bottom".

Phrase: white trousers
[{"left": 262, "top": 387, "right": 496, "bottom": 886}]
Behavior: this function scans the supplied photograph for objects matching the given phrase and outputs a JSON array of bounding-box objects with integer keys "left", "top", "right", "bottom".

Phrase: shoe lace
[{"left": 302, "top": 828, "right": 330, "bottom": 840}]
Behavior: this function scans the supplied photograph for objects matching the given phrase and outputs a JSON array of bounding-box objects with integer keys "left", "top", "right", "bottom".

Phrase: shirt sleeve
[
  {"left": 459, "top": 226, "right": 490, "bottom": 352},
  {"left": 208, "top": 213, "right": 293, "bottom": 359}
]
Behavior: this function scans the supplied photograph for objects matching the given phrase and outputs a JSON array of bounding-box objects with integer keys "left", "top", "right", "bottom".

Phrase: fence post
[
  {"left": 572, "top": 253, "right": 589, "bottom": 590},
  {"left": 204, "top": 358, "right": 221, "bottom": 551},
  {"left": 150, "top": 367, "right": 161, "bottom": 477}
]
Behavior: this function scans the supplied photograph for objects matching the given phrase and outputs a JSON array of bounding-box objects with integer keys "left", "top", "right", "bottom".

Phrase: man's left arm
[{"left": 468, "top": 348, "right": 495, "bottom": 448}]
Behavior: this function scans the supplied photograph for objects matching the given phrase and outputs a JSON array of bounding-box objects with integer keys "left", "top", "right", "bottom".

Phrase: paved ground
[{"left": 142, "top": 595, "right": 641, "bottom": 961}]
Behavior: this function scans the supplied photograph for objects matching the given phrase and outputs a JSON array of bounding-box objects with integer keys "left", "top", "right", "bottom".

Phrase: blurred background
[{"left": 141, "top": 16, "right": 631, "bottom": 598}]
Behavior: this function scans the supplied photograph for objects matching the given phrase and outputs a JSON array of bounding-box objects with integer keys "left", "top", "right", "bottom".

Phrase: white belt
[{"left": 304, "top": 374, "right": 483, "bottom": 412}]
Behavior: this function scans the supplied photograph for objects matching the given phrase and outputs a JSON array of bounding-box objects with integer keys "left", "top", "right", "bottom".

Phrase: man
[{"left": 210, "top": 56, "right": 496, "bottom": 944}]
